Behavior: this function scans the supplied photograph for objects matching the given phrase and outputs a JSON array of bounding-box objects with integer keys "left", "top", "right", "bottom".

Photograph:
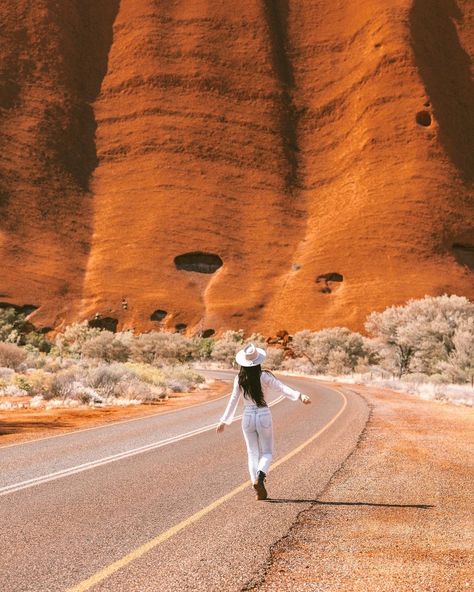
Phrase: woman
[{"left": 216, "top": 343, "right": 311, "bottom": 500}]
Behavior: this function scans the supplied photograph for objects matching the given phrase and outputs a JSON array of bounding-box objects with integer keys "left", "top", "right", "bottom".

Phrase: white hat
[{"left": 235, "top": 342, "right": 267, "bottom": 367}]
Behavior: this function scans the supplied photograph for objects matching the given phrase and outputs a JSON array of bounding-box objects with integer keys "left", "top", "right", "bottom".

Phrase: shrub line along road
[{"left": 0, "top": 370, "right": 369, "bottom": 592}]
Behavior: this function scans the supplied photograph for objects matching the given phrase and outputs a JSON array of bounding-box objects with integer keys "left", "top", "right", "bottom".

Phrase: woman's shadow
[{"left": 266, "top": 499, "right": 434, "bottom": 509}]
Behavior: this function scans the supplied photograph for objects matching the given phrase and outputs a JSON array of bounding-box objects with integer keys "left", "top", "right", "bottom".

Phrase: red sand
[{"left": 0, "top": 0, "right": 473, "bottom": 336}]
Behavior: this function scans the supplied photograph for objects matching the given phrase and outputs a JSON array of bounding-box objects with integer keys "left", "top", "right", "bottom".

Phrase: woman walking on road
[{"left": 216, "top": 343, "right": 311, "bottom": 500}]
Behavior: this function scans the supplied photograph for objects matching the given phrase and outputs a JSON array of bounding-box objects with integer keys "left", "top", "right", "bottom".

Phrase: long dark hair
[{"left": 238, "top": 365, "right": 274, "bottom": 407}]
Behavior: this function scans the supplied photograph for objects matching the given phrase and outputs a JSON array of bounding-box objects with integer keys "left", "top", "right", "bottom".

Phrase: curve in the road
[
  {"left": 0, "top": 394, "right": 285, "bottom": 497},
  {"left": 65, "top": 386, "right": 347, "bottom": 592}
]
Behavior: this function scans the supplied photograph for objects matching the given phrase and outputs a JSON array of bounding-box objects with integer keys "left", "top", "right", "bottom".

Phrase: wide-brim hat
[{"left": 235, "top": 342, "right": 267, "bottom": 367}]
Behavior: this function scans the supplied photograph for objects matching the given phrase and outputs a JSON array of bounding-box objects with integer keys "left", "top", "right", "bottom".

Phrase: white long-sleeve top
[{"left": 219, "top": 371, "right": 302, "bottom": 425}]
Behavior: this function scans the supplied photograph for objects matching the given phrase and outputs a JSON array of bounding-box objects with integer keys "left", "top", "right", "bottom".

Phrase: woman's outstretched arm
[
  {"left": 217, "top": 375, "right": 241, "bottom": 430},
  {"left": 263, "top": 371, "right": 311, "bottom": 403}
]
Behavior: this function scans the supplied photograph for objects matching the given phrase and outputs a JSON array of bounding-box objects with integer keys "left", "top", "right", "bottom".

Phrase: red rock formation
[{"left": 1, "top": 0, "right": 473, "bottom": 335}]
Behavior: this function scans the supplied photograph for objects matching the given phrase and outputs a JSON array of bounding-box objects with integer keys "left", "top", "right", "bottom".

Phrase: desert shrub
[
  {"left": 22, "top": 331, "right": 52, "bottom": 353},
  {"left": 0, "top": 307, "right": 26, "bottom": 343},
  {"left": 436, "top": 317, "right": 474, "bottom": 385},
  {"left": 1, "top": 384, "right": 29, "bottom": 397},
  {"left": 80, "top": 331, "right": 132, "bottom": 362},
  {"left": 130, "top": 331, "right": 194, "bottom": 365},
  {"left": 365, "top": 294, "right": 474, "bottom": 378},
  {"left": 124, "top": 362, "right": 203, "bottom": 394},
  {"left": 210, "top": 330, "right": 245, "bottom": 364},
  {"left": 67, "top": 382, "right": 102, "bottom": 404},
  {"left": 124, "top": 362, "right": 165, "bottom": 385},
  {"left": 0, "top": 342, "right": 27, "bottom": 369},
  {"left": 280, "top": 357, "right": 315, "bottom": 374},
  {"left": 113, "top": 378, "right": 158, "bottom": 401},
  {"left": 291, "top": 327, "right": 372, "bottom": 375},
  {"left": 161, "top": 365, "right": 205, "bottom": 392},
  {"left": 263, "top": 347, "right": 285, "bottom": 370},
  {"left": 191, "top": 336, "right": 214, "bottom": 360},
  {"left": 42, "top": 355, "right": 79, "bottom": 373},
  {"left": 0, "top": 370, "right": 14, "bottom": 395},
  {"left": 326, "top": 348, "right": 353, "bottom": 375},
  {"left": 49, "top": 368, "right": 79, "bottom": 400},
  {"left": 0, "top": 307, "right": 52, "bottom": 352},
  {"left": 23, "top": 369, "right": 54, "bottom": 397},
  {"left": 87, "top": 363, "right": 137, "bottom": 397},
  {"left": 54, "top": 322, "right": 102, "bottom": 357},
  {"left": 245, "top": 333, "right": 266, "bottom": 347},
  {"left": 13, "top": 375, "right": 33, "bottom": 393}
]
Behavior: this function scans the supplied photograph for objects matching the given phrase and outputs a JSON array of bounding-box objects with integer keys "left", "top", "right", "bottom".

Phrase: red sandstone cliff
[{"left": 0, "top": 0, "right": 473, "bottom": 336}]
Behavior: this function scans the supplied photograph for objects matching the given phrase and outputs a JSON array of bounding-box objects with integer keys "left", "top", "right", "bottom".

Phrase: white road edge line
[{"left": 0, "top": 396, "right": 285, "bottom": 497}]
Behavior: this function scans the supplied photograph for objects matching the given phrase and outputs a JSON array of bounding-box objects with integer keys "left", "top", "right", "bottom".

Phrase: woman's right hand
[
  {"left": 300, "top": 394, "right": 311, "bottom": 405},
  {"left": 216, "top": 422, "right": 225, "bottom": 433}
]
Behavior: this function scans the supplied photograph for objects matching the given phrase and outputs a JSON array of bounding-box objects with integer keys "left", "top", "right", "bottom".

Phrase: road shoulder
[
  {"left": 250, "top": 384, "right": 474, "bottom": 592},
  {"left": 0, "top": 379, "right": 229, "bottom": 447}
]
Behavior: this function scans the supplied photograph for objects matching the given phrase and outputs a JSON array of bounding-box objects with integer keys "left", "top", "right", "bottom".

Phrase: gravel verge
[{"left": 248, "top": 384, "right": 474, "bottom": 592}]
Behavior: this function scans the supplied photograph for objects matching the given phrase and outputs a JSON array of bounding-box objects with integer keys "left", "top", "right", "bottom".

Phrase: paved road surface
[{"left": 0, "top": 370, "right": 368, "bottom": 591}]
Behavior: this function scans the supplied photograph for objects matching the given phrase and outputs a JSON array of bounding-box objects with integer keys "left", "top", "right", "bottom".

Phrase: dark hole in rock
[
  {"left": 424, "top": 101, "right": 431, "bottom": 108},
  {"left": 316, "top": 273, "right": 343, "bottom": 283},
  {"left": 231, "top": 312, "right": 244, "bottom": 317},
  {"left": 201, "top": 329, "right": 215, "bottom": 338},
  {"left": 175, "top": 323, "right": 187, "bottom": 333},
  {"left": 0, "top": 302, "right": 39, "bottom": 316},
  {"left": 452, "top": 243, "right": 474, "bottom": 269},
  {"left": 39, "top": 326, "right": 53, "bottom": 334},
  {"left": 88, "top": 316, "right": 118, "bottom": 333},
  {"left": 374, "top": 42, "right": 382, "bottom": 48},
  {"left": 174, "top": 252, "right": 223, "bottom": 274},
  {"left": 291, "top": 263, "right": 301, "bottom": 271},
  {"left": 416, "top": 110, "right": 432, "bottom": 127},
  {"left": 316, "top": 273, "right": 343, "bottom": 294},
  {"left": 150, "top": 309, "right": 167, "bottom": 321}
]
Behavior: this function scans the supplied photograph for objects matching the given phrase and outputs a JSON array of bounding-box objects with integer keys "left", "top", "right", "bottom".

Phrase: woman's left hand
[
  {"left": 216, "top": 422, "right": 225, "bottom": 433},
  {"left": 300, "top": 394, "right": 311, "bottom": 405}
]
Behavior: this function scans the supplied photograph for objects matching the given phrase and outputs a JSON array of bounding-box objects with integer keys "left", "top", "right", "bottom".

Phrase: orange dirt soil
[
  {"left": 0, "top": 0, "right": 473, "bottom": 336},
  {"left": 252, "top": 383, "right": 474, "bottom": 592},
  {"left": 0, "top": 379, "right": 229, "bottom": 447}
]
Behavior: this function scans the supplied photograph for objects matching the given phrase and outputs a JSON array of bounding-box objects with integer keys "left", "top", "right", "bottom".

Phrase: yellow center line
[{"left": 66, "top": 387, "right": 348, "bottom": 592}]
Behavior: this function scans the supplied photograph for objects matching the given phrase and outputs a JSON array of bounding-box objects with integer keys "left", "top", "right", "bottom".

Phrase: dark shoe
[{"left": 254, "top": 470, "right": 268, "bottom": 500}]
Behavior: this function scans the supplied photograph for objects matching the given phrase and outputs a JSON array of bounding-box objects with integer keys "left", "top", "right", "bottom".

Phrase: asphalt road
[{"left": 0, "top": 370, "right": 368, "bottom": 592}]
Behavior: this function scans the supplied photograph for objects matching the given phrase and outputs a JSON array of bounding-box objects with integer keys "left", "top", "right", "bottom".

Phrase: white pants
[{"left": 241, "top": 404, "right": 273, "bottom": 483}]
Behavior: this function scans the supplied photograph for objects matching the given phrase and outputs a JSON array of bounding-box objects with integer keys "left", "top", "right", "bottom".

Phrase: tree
[
  {"left": 437, "top": 317, "right": 474, "bottom": 385},
  {"left": 365, "top": 294, "right": 474, "bottom": 378},
  {"left": 292, "top": 327, "right": 373, "bottom": 375}
]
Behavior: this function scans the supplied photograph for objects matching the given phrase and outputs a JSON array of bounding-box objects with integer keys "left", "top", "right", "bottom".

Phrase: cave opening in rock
[
  {"left": 452, "top": 243, "right": 474, "bottom": 269},
  {"left": 88, "top": 316, "right": 118, "bottom": 332},
  {"left": 175, "top": 323, "right": 187, "bottom": 333},
  {"left": 316, "top": 272, "right": 344, "bottom": 294},
  {"left": 174, "top": 252, "right": 223, "bottom": 274},
  {"left": 316, "top": 273, "right": 343, "bottom": 283},
  {"left": 150, "top": 309, "right": 167, "bottom": 321},
  {"left": 0, "top": 302, "right": 38, "bottom": 315},
  {"left": 200, "top": 329, "right": 215, "bottom": 338},
  {"left": 416, "top": 110, "right": 432, "bottom": 126}
]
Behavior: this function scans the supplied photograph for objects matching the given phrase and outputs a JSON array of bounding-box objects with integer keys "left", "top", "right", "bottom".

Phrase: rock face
[{"left": 1, "top": 0, "right": 473, "bottom": 336}]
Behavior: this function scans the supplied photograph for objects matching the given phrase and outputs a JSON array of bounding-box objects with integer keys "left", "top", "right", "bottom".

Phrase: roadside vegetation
[{"left": 0, "top": 294, "right": 473, "bottom": 409}]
